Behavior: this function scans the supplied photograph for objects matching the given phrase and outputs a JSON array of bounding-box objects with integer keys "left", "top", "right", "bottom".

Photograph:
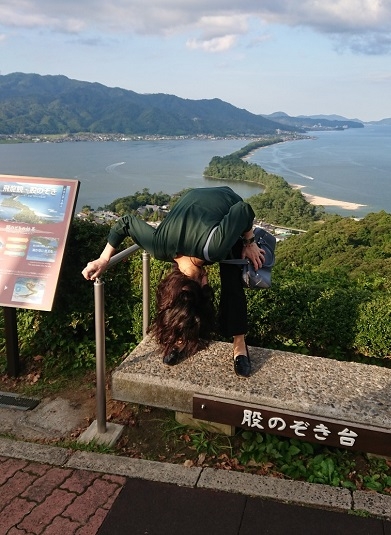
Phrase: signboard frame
[{"left": 0, "top": 174, "right": 80, "bottom": 311}]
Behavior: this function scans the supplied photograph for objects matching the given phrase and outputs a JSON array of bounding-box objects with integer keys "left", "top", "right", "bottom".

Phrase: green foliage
[
  {"left": 204, "top": 144, "right": 327, "bottom": 230},
  {"left": 3, "top": 194, "right": 391, "bottom": 375},
  {"left": 274, "top": 210, "right": 391, "bottom": 359},
  {"left": 159, "top": 413, "right": 232, "bottom": 457},
  {"left": 244, "top": 269, "right": 369, "bottom": 359},
  {"left": 104, "top": 188, "right": 171, "bottom": 216},
  {"left": 348, "top": 509, "right": 372, "bottom": 518},
  {"left": 4, "top": 220, "right": 142, "bottom": 374},
  {"left": 189, "top": 427, "right": 232, "bottom": 456},
  {"left": 277, "top": 211, "right": 391, "bottom": 279},
  {"left": 56, "top": 439, "right": 115, "bottom": 454},
  {"left": 355, "top": 294, "right": 391, "bottom": 357},
  {"left": 239, "top": 431, "right": 391, "bottom": 493}
]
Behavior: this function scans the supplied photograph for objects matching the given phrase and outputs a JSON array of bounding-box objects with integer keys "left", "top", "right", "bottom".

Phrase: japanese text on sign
[{"left": 242, "top": 409, "right": 358, "bottom": 447}]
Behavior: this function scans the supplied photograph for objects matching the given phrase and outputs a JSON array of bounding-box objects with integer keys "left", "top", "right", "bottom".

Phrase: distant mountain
[
  {"left": 0, "top": 72, "right": 300, "bottom": 137},
  {"left": 298, "top": 113, "right": 391, "bottom": 126},
  {"left": 261, "top": 112, "right": 364, "bottom": 130},
  {"left": 366, "top": 118, "right": 391, "bottom": 126},
  {"left": 298, "top": 113, "right": 363, "bottom": 122}
]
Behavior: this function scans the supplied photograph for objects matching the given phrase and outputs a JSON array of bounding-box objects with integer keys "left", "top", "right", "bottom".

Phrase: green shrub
[
  {"left": 354, "top": 293, "right": 391, "bottom": 357},
  {"left": 2, "top": 220, "right": 141, "bottom": 374},
  {"left": 2, "top": 206, "right": 391, "bottom": 374},
  {"left": 245, "top": 269, "right": 370, "bottom": 359}
]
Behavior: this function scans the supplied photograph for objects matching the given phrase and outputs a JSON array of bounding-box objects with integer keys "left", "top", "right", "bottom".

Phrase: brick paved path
[{"left": 0, "top": 456, "right": 126, "bottom": 535}]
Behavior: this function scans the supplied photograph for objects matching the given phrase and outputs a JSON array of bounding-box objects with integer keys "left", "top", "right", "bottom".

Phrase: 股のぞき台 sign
[
  {"left": 0, "top": 175, "right": 79, "bottom": 311},
  {"left": 193, "top": 394, "right": 391, "bottom": 456}
]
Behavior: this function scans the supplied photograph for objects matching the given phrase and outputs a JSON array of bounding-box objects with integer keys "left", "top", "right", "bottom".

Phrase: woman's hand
[
  {"left": 241, "top": 242, "right": 265, "bottom": 270},
  {"left": 82, "top": 243, "right": 116, "bottom": 280},
  {"left": 81, "top": 258, "right": 109, "bottom": 280}
]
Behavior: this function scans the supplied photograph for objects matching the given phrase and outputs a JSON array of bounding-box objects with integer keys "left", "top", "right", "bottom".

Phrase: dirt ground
[{"left": 0, "top": 362, "right": 239, "bottom": 468}]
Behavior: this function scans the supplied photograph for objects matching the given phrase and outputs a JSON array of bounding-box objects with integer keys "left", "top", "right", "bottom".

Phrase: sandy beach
[{"left": 291, "top": 184, "right": 367, "bottom": 211}]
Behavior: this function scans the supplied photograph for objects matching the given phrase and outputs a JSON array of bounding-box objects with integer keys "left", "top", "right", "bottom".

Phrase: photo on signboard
[
  {"left": 11, "top": 276, "right": 47, "bottom": 305},
  {"left": 26, "top": 236, "right": 59, "bottom": 263},
  {"left": 0, "top": 182, "right": 71, "bottom": 224}
]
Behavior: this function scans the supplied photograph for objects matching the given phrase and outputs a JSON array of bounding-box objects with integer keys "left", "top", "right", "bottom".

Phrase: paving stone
[
  {"left": 0, "top": 438, "right": 70, "bottom": 466},
  {"left": 198, "top": 468, "right": 352, "bottom": 512},
  {"left": 18, "top": 488, "right": 76, "bottom": 534},
  {"left": 1, "top": 470, "right": 38, "bottom": 507},
  {"left": 63, "top": 478, "right": 122, "bottom": 524},
  {"left": 0, "top": 458, "right": 28, "bottom": 486},
  {"left": 0, "top": 497, "right": 35, "bottom": 534},
  {"left": 60, "top": 469, "right": 100, "bottom": 494},
  {"left": 353, "top": 490, "right": 391, "bottom": 520},
  {"left": 76, "top": 508, "right": 112, "bottom": 535},
  {"left": 65, "top": 450, "right": 202, "bottom": 487},
  {"left": 21, "top": 466, "right": 73, "bottom": 503},
  {"left": 41, "top": 515, "right": 81, "bottom": 535}
]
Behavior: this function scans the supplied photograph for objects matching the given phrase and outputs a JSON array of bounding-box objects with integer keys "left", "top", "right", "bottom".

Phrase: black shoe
[
  {"left": 234, "top": 346, "right": 251, "bottom": 378},
  {"left": 163, "top": 348, "right": 183, "bottom": 366}
]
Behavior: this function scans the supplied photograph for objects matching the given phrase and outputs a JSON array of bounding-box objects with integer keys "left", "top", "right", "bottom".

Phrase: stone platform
[{"left": 111, "top": 335, "right": 391, "bottom": 454}]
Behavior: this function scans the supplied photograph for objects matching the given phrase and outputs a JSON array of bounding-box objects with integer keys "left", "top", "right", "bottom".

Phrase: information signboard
[{"left": 0, "top": 175, "right": 80, "bottom": 311}]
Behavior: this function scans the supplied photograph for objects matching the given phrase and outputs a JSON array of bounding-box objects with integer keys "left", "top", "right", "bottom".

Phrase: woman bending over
[{"left": 82, "top": 186, "right": 264, "bottom": 377}]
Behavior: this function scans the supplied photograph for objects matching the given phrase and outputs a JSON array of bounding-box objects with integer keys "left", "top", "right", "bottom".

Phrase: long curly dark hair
[{"left": 149, "top": 266, "right": 216, "bottom": 359}]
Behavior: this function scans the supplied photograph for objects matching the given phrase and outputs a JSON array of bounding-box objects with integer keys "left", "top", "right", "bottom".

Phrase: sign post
[
  {"left": 0, "top": 175, "right": 79, "bottom": 375},
  {"left": 3, "top": 307, "right": 19, "bottom": 376}
]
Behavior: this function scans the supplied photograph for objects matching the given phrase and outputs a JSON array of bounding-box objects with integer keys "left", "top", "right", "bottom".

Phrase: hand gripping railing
[{"left": 93, "top": 245, "right": 150, "bottom": 434}]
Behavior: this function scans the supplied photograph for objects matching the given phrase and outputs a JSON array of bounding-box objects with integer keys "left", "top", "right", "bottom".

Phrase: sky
[{"left": 0, "top": 1, "right": 390, "bottom": 122}]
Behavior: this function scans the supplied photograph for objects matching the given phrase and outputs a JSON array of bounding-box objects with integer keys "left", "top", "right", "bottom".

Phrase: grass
[{"left": 55, "top": 439, "right": 115, "bottom": 455}]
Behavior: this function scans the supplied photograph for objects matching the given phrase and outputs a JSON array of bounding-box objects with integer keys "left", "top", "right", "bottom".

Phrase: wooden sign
[{"left": 193, "top": 394, "right": 391, "bottom": 456}]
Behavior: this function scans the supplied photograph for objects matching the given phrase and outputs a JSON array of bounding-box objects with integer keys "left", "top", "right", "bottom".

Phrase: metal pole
[
  {"left": 90, "top": 244, "right": 144, "bottom": 434},
  {"left": 142, "top": 251, "right": 150, "bottom": 338},
  {"left": 4, "top": 307, "right": 19, "bottom": 377},
  {"left": 94, "top": 278, "right": 107, "bottom": 434}
]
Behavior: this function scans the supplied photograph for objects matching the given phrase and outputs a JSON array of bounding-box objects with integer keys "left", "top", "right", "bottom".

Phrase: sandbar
[{"left": 291, "top": 184, "right": 366, "bottom": 211}]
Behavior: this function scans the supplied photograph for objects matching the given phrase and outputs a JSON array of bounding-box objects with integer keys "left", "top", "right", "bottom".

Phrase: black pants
[{"left": 218, "top": 239, "right": 247, "bottom": 338}]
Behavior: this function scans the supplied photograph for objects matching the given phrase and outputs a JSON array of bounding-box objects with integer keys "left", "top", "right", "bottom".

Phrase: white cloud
[
  {"left": 1, "top": 0, "right": 390, "bottom": 53},
  {"left": 364, "top": 70, "right": 391, "bottom": 83},
  {"left": 187, "top": 35, "right": 237, "bottom": 52}
]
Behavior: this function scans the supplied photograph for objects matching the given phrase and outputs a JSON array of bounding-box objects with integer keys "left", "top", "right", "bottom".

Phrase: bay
[
  {"left": 248, "top": 125, "right": 391, "bottom": 217},
  {"left": 0, "top": 139, "right": 263, "bottom": 213},
  {"left": 1, "top": 127, "right": 390, "bottom": 218}
]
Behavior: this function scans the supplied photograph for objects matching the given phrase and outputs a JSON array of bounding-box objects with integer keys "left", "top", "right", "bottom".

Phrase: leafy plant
[
  {"left": 159, "top": 414, "right": 232, "bottom": 458},
  {"left": 239, "top": 431, "right": 391, "bottom": 494},
  {"left": 189, "top": 427, "right": 232, "bottom": 457}
]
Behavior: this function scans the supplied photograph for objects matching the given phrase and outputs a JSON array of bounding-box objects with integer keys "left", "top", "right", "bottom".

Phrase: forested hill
[
  {"left": 276, "top": 211, "right": 391, "bottom": 277},
  {"left": 0, "top": 72, "right": 299, "bottom": 137}
]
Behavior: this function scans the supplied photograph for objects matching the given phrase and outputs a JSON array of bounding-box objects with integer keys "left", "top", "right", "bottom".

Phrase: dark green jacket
[{"left": 108, "top": 186, "right": 255, "bottom": 262}]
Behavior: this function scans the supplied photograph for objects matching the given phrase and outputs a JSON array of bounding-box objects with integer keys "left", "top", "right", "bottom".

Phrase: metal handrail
[{"left": 93, "top": 244, "right": 151, "bottom": 433}]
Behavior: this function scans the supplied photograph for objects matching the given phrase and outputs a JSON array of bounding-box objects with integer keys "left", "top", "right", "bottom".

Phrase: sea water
[
  {"left": 0, "top": 127, "right": 390, "bottom": 216},
  {"left": 248, "top": 125, "right": 391, "bottom": 217},
  {"left": 0, "top": 139, "right": 262, "bottom": 212}
]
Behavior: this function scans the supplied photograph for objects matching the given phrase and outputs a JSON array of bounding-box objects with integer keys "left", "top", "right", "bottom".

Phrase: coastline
[{"left": 291, "top": 184, "right": 367, "bottom": 211}]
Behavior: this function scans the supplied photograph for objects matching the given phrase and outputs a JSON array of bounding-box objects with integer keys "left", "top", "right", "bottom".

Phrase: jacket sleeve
[
  {"left": 207, "top": 201, "right": 255, "bottom": 262},
  {"left": 107, "top": 215, "right": 155, "bottom": 253}
]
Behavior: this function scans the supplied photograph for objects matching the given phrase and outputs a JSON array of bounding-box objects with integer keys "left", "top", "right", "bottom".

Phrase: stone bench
[{"left": 111, "top": 335, "right": 391, "bottom": 457}]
